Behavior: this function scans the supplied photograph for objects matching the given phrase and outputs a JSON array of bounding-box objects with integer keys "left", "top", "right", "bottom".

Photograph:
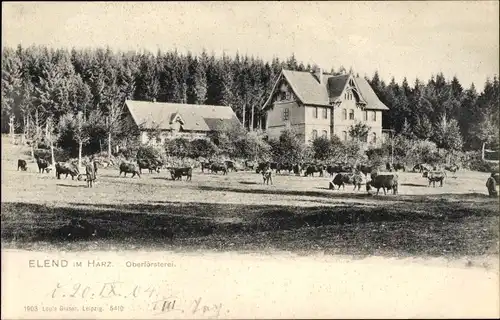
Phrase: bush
[{"left": 32, "top": 148, "right": 71, "bottom": 163}]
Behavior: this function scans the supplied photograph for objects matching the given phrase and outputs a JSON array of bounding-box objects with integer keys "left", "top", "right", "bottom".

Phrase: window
[
  {"left": 371, "top": 132, "right": 377, "bottom": 144},
  {"left": 283, "top": 108, "right": 290, "bottom": 121},
  {"left": 322, "top": 107, "right": 328, "bottom": 119},
  {"left": 313, "top": 107, "right": 318, "bottom": 118},
  {"left": 342, "top": 131, "right": 347, "bottom": 141},
  {"left": 364, "top": 110, "right": 368, "bottom": 121},
  {"left": 371, "top": 111, "right": 377, "bottom": 121},
  {"left": 322, "top": 130, "right": 328, "bottom": 138},
  {"left": 361, "top": 134, "right": 368, "bottom": 143},
  {"left": 285, "top": 91, "right": 291, "bottom": 100},
  {"left": 312, "top": 130, "right": 318, "bottom": 140},
  {"left": 349, "top": 109, "right": 355, "bottom": 120},
  {"left": 342, "top": 109, "right": 347, "bottom": 120}
]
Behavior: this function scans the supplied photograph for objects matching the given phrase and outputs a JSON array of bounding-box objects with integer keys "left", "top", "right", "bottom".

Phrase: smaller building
[{"left": 123, "top": 100, "right": 241, "bottom": 145}]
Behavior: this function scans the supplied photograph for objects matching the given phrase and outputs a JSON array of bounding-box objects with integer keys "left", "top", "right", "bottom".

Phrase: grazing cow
[
  {"left": 201, "top": 161, "right": 213, "bottom": 173},
  {"left": 393, "top": 163, "right": 406, "bottom": 172},
  {"left": 423, "top": 171, "right": 446, "bottom": 187},
  {"left": 85, "top": 162, "right": 96, "bottom": 188},
  {"left": 304, "top": 164, "right": 324, "bottom": 177},
  {"left": 137, "top": 159, "right": 160, "bottom": 174},
  {"left": 225, "top": 160, "right": 238, "bottom": 172},
  {"left": 210, "top": 163, "right": 228, "bottom": 175},
  {"left": 55, "top": 162, "right": 80, "bottom": 180},
  {"left": 262, "top": 169, "right": 273, "bottom": 185},
  {"left": 17, "top": 159, "right": 27, "bottom": 171},
  {"left": 36, "top": 157, "right": 50, "bottom": 173},
  {"left": 170, "top": 167, "right": 193, "bottom": 181},
  {"left": 330, "top": 172, "right": 364, "bottom": 191},
  {"left": 444, "top": 164, "right": 459, "bottom": 173},
  {"left": 366, "top": 174, "right": 399, "bottom": 195},
  {"left": 119, "top": 162, "right": 141, "bottom": 178}
]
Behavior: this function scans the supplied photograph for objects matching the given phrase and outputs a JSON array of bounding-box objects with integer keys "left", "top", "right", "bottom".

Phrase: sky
[{"left": 2, "top": 1, "right": 499, "bottom": 88}]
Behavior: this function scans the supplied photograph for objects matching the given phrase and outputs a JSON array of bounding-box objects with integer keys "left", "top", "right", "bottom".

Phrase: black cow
[
  {"left": 330, "top": 172, "right": 364, "bottom": 191},
  {"left": 201, "top": 161, "right": 213, "bottom": 173},
  {"left": 262, "top": 169, "right": 273, "bottom": 185},
  {"left": 304, "top": 164, "right": 324, "bottom": 177},
  {"left": 137, "top": 159, "right": 160, "bottom": 174},
  {"left": 85, "top": 162, "right": 96, "bottom": 188},
  {"left": 256, "top": 162, "right": 270, "bottom": 174},
  {"left": 444, "top": 164, "right": 459, "bottom": 173},
  {"left": 292, "top": 163, "right": 302, "bottom": 175},
  {"left": 366, "top": 174, "right": 399, "bottom": 195},
  {"left": 225, "top": 160, "right": 238, "bottom": 172},
  {"left": 17, "top": 159, "right": 27, "bottom": 171},
  {"left": 276, "top": 163, "right": 293, "bottom": 174},
  {"left": 423, "top": 171, "right": 446, "bottom": 187},
  {"left": 55, "top": 162, "right": 80, "bottom": 180},
  {"left": 413, "top": 163, "right": 432, "bottom": 173},
  {"left": 210, "top": 163, "right": 228, "bottom": 175},
  {"left": 170, "top": 167, "right": 192, "bottom": 181},
  {"left": 357, "top": 164, "right": 374, "bottom": 176},
  {"left": 36, "top": 157, "right": 50, "bottom": 173},
  {"left": 119, "top": 162, "right": 141, "bottom": 178}
]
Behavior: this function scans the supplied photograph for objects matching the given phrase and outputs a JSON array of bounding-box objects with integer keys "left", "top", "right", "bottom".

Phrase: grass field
[{"left": 1, "top": 139, "right": 499, "bottom": 260}]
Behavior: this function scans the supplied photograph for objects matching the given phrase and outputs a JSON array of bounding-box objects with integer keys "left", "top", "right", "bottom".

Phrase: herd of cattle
[{"left": 16, "top": 155, "right": 464, "bottom": 195}]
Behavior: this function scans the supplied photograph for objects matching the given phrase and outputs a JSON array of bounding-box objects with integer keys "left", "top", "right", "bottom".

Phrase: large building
[
  {"left": 261, "top": 68, "right": 389, "bottom": 144},
  {"left": 123, "top": 100, "right": 241, "bottom": 145}
]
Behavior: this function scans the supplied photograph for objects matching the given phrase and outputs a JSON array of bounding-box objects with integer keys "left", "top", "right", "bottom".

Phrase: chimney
[{"left": 314, "top": 67, "right": 323, "bottom": 85}]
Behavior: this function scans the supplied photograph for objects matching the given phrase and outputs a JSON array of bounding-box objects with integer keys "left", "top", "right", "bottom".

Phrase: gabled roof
[
  {"left": 262, "top": 69, "right": 389, "bottom": 111},
  {"left": 125, "top": 100, "right": 241, "bottom": 132}
]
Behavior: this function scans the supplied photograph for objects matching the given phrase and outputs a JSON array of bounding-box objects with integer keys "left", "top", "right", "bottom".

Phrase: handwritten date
[{"left": 49, "top": 282, "right": 225, "bottom": 318}]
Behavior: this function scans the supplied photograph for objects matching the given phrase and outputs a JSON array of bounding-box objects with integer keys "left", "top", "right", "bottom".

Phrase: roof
[
  {"left": 125, "top": 100, "right": 241, "bottom": 132},
  {"left": 263, "top": 69, "right": 389, "bottom": 111}
]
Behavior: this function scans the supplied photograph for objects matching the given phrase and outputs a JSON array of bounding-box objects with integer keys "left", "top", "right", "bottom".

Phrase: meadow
[{"left": 1, "top": 140, "right": 499, "bottom": 260}]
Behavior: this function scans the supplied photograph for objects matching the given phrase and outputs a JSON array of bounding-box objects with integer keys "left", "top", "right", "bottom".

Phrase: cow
[
  {"left": 330, "top": 172, "right": 364, "bottom": 191},
  {"left": 17, "top": 159, "right": 27, "bottom": 171},
  {"left": 276, "top": 162, "right": 293, "bottom": 174},
  {"left": 170, "top": 167, "right": 193, "bottom": 181},
  {"left": 244, "top": 160, "right": 256, "bottom": 171},
  {"left": 444, "top": 164, "right": 459, "bottom": 173},
  {"left": 225, "top": 160, "right": 238, "bottom": 172},
  {"left": 256, "top": 162, "right": 270, "bottom": 174},
  {"left": 366, "top": 174, "right": 399, "bottom": 195},
  {"left": 210, "top": 163, "right": 228, "bottom": 175},
  {"left": 119, "top": 162, "right": 141, "bottom": 178},
  {"left": 292, "top": 163, "right": 302, "bottom": 175},
  {"left": 36, "top": 157, "right": 50, "bottom": 173},
  {"left": 137, "top": 159, "right": 160, "bottom": 174},
  {"left": 413, "top": 163, "right": 432, "bottom": 173},
  {"left": 201, "top": 161, "right": 213, "bottom": 173},
  {"left": 262, "top": 169, "right": 273, "bottom": 185},
  {"left": 486, "top": 173, "right": 499, "bottom": 197},
  {"left": 356, "top": 164, "right": 374, "bottom": 176},
  {"left": 304, "top": 164, "right": 324, "bottom": 177},
  {"left": 55, "top": 162, "right": 80, "bottom": 180},
  {"left": 423, "top": 171, "right": 446, "bottom": 187},
  {"left": 85, "top": 161, "right": 96, "bottom": 188}
]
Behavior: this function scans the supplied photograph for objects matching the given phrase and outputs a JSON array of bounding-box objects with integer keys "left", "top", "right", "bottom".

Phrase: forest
[{"left": 1, "top": 45, "right": 499, "bottom": 163}]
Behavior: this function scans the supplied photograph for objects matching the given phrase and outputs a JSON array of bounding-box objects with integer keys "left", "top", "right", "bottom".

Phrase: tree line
[{"left": 1, "top": 44, "right": 499, "bottom": 155}]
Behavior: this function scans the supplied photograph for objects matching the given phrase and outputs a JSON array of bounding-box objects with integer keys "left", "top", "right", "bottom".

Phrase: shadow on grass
[
  {"left": 239, "top": 181, "right": 259, "bottom": 185},
  {"left": 401, "top": 183, "right": 428, "bottom": 188},
  {"left": 56, "top": 184, "right": 86, "bottom": 188},
  {"left": 1, "top": 197, "right": 498, "bottom": 256}
]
